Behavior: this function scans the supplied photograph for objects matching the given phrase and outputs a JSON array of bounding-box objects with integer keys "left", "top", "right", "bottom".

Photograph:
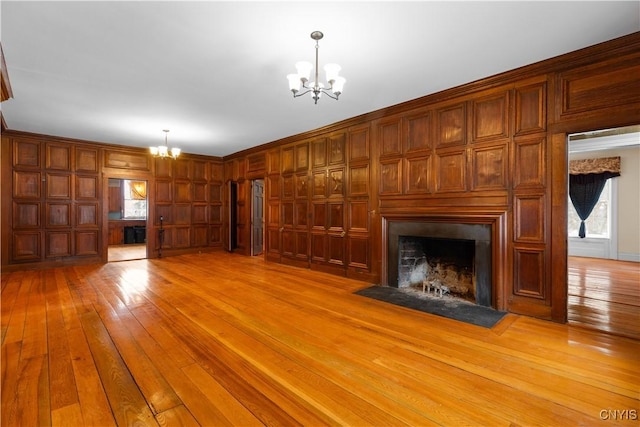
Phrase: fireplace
[{"left": 387, "top": 221, "right": 492, "bottom": 307}]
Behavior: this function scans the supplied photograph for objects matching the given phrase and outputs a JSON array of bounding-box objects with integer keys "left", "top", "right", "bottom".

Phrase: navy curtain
[{"left": 569, "top": 172, "right": 619, "bottom": 238}]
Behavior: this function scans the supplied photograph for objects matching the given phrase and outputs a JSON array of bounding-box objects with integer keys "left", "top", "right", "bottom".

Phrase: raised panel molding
[
  {"left": 472, "top": 144, "right": 507, "bottom": 190},
  {"left": 349, "top": 164, "right": 368, "bottom": 196},
  {"left": 193, "top": 160, "right": 209, "bottom": 181},
  {"left": 379, "top": 159, "right": 402, "bottom": 195},
  {"left": 13, "top": 202, "right": 40, "bottom": 228},
  {"left": 329, "top": 133, "right": 346, "bottom": 165},
  {"left": 281, "top": 146, "right": 294, "bottom": 173},
  {"left": 155, "top": 158, "right": 173, "bottom": 178},
  {"left": 348, "top": 235, "right": 369, "bottom": 269},
  {"left": 515, "top": 193, "right": 545, "bottom": 242},
  {"left": 192, "top": 225, "right": 209, "bottom": 247},
  {"left": 13, "top": 231, "right": 41, "bottom": 261},
  {"left": 295, "top": 173, "right": 309, "bottom": 199},
  {"left": 311, "top": 233, "right": 327, "bottom": 262},
  {"left": 46, "top": 174, "right": 71, "bottom": 199},
  {"left": 247, "top": 153, "right": 266, "bottom": 174},
  {"left": 46, "top": 143, "right": 71, "bottom": 170},
  {"left": 515, "top": 82, "right": 546, "bottom": 135},
  {"left": 46, "top": 231, "right": 71, "bottom": 258},
  {"left": 312, "top": 171, "right": 326, "bottom": 198},
  {"left": 174, "top": 159, "right": 191, "bottom": 180},
  {"left": 193, "top": 182, "right": 207, "bottom": 202},
  {"left": 76, "top": 203, "right": 98, "bottom": 227},
  {"left": 312, "top": 138, "right": 327, "bottom": 168},
  {"left": 282, "top": 175, "right": 294, "bottom": 199},
  {"left": 174, "top": 181, "right": 192, "bottom": 203},
  {"left": 192, "top": 204, "right": 208, "bottom": 224},
  {"left": 267, "top": 175, "right": 280, "bottom": 199},
  {"left": 405, "top": 111, "right": 431, "bottom": 153},
  {"left": 295, "top": 142, "right": 309, "bottom": 171},
  {"left": 75, "top": 230, "right": 98, "bottom": 256},
  {"left": 268, "top": 149, "right": 280, "bottom": 174},
  {"left": 558, "top": 59, "right": 640, "bottom": 119},
  {"left": 513, "top": 247, "right": 546, "bottom": 299},
  {"left": 436, "top": 103, "right": 466, "bottom": 147},
  {"left": 46, "top": 203, "right": 71, "bottom": 227},
  {"left": 105, "top": 150, "right": 150, "bottom": 171},
  {"left": 13, "top": 138, "right": 41, "bottom": 168},
  {"left": 173, "top": 226, "right": 191, "bottom": 248},
  {"left": 378, "top": 117, "right": 402, "bottom": 157},
  {"left": 155, "top": 180, "right": 173, "bottom": 203},
  {"left": 349, "top": 126, "right": 369, "bottom": 162},
  {"left": 435, "top": 150, "right": 466, "bottom": 192},
  {"left": 514, "top": 137, "right": 546, "bottom": 188},
  {"left": 155, "top": 204, "right": 172, "bottom": 224},
  {"left": 76, "top": 175, "right": 98, "bottom": 199},
  {"left": 75, "top": 147, "right": 99, "bottom": 173},
  {"left": 404, "top": 156, "right": 431, "bottom": 194},
  {"left": 328, "top": 168, "right": 344, "bottom": 196},
  {"left": 14, "top": 171, "right": 41, "bottom": 199},
  {"left": 348, "top": 201, "right": 369, "bottom": 232},
  {"left": 472, "top": 92, "right": 509, "bottom": 142}
]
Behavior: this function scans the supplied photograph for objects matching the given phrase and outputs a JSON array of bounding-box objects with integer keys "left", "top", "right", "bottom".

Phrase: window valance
[{"left": 569, "top": 157, "right": 621, "bottom": 175}]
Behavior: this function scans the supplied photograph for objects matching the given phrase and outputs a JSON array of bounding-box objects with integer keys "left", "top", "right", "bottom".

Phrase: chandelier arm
[
  {"left": 319, "top": 89, "right": 339, "bottom": 100},
  {"left": 293, "top": 89, "right": 313, "bottom": 98}
]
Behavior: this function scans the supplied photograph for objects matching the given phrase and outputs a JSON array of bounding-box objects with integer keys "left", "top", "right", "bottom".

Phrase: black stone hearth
[{"left": 355, "top": 285, "right": 507, "bottom": 328}]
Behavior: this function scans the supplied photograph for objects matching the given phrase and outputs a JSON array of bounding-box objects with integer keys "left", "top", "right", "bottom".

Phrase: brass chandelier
[{"left": 149, "top": 129, "right": 181, "bottom": 159}]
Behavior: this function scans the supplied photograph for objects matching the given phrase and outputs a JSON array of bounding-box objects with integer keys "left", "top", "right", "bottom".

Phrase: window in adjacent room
[{"left": 123, "top": 180, "right": 147, "bottom": 219}]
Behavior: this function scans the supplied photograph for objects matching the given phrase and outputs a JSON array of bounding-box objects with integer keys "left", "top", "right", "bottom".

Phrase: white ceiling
[{"left": 2, "top": 1, "right": 639, "bottom": 157}]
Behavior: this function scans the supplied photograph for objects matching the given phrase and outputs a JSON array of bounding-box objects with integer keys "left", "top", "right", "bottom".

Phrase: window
[
  {"left": 123, "top": 180, "right": 147, "bottom": 219},
  {"left": 568, "top": 178, "right": 611, "bottom": 238}
]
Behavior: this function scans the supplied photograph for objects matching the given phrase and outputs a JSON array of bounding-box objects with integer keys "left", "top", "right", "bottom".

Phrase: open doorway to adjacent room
[
  {"left": 567, "top": 125, "right": 640, "bottom": 339},
  {"left": 107, "top": 178, "right": 148, "bottom": 262}
]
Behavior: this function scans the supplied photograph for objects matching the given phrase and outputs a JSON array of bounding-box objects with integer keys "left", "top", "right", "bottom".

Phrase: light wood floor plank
[{"left": 2, "top": 252, "right": 639, "bottom": 426}]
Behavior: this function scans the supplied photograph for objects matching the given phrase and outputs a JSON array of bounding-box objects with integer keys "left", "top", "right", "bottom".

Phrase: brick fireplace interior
[{"left": 386, "top": 220, "right": 493, "bottom": 307}]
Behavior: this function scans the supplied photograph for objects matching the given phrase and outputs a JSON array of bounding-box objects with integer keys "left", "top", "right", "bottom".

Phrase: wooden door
[{"left": 251, "top": 179, "right": 264, "bottom": 256}]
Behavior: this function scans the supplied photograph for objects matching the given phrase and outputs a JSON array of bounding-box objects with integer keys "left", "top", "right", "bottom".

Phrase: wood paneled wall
[
  {"left": 1, "top": 134, "right": 224, "bottom": 269},
  {"left": 223, "top": 32, "right": 640, "bottom": 321}
]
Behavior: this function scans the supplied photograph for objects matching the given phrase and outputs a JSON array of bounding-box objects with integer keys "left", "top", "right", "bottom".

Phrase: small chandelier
[
  {"left": 149, "top": 129, "right": 180, "bottom": 159},
  {"left": 287, "top": 31, "right": 345, "bottom": 104}
]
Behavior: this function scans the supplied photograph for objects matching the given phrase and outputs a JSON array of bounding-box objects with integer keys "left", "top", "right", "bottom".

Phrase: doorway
[
  {"left": 251, "top": 179, "right": 265, "bottom": 256},
  {"left": 567, "top": 125, "right": 640, "bottom": 339},
  {"left": 107, "top": 178, "right": 148, "bottom": 262}
]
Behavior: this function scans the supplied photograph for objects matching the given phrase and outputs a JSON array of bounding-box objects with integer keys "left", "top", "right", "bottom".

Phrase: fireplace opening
[
  {"left": 387, "top": 221, "right": 492, "bottom": 307},
  {"left": 398, "top": 236, "right": 476, "bottom": 303}
]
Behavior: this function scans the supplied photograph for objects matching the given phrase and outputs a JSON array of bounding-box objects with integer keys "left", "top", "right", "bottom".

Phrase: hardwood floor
[
  {"left": 568, "top": 256, "right": 640, "bottom": 340},
  {"left": 108, "top": 244, "right": 147, "bottom": 262},
  {"left": 2, "top": 252, "right": 639, "bottom": 426}
]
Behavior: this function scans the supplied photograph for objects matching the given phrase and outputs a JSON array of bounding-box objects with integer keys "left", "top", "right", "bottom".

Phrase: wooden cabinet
[{"left": 108, "top": 220, "right": 145, "bottom": 245}]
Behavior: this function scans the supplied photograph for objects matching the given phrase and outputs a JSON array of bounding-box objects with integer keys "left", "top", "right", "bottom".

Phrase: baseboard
[{"left": 618, "top": 252, "right": 640, "bottom": 262}]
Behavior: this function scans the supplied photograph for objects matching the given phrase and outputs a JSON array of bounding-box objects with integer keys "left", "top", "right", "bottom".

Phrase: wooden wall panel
[
  {"left": 210, "top": 204, "right": 222, "bottom": 224},
  {"left": 268, "top": 149, "right": 280, "bottom": 174},
  {"left": 348, "top": 201, "right": 369, "bottom": 232},
  {"left": 46, "top": 203, "right": 70, "bottom": 227},
  {"left": 312, "top": 138, "right": 327, "bottom": 168},
  {"left": 379, "top": 117, "right": 402, "bottom": 157},
  {"left": 13, "top": 138, "right": 41, "bottom": 168},
  {"left": 192, "top": 205, "right": 207, "bottom": 224},
  {"left": 349, "top": 165, "right": 368, "bottom": 196},
  {"left": 329, "top": 169, "right": 344, "bottom": 197},
  {"left": 312, "top": 203, "right": 326, "bottom": 229},
  {"left": 311, "top": 234, "right": 326, "bottom": 262},
  {"left": 515, "top": 194, "right": 545, "bottom": 242},
  {"left": 174, "top": 182, "right": 192, "bottom": 203},
  {"left": 156, "top": 205, "right": 172, "bottom": 224},
  {"left": 14, "top": 171, "right": 41, "bottom": 199},
  {"left": 193, "top": 225, "right": 208, "bottom": 247},
  {"left": 46, "top": 143, "right": 71, "bottom": 170},
  {"left": 380, "top": 160, "right": 401, "bottom": 195},
  {"left": 328, "top": 235, "right": 345, "bottom": 266},
  {"left": 193, "top": 182, "right": 207, "bottom": 202},
  {"left": 405, "top": 111, "right": 431, "bottom": 153},
  {"left": 173, "top": 227, "right": 191, "bottom": 248},
  {"left": 513, "top": 248, "right": 546, "bottom": 299},
  {"left": 312, "top": 172, "right": 326, "bottom": 198},
  {"left": 471, "top": 144, "right": 507, "bottom": 190},
  {"left": 105, "top": 150, "right": 149, "bottom": 171},
  {"left": 295, "top": 174, "right": 309, "bottom": 199},
  {"left": 75, "top": 147, "right": 99, "bottom": 173},
  {"left": 282, "top": 175, "right": 294, "bottom": 199},
  {"left": 436, "top": 150, "right": 466, "bottom": 192},
  {"left": 75, "top": 231, "right": 98, "bottom": 255},
  {"left": 349, "top": 126, "right": 369, "bottom": 162},
  {"left": 472, "top": 92, "right": 509, "bottom": 142},
  {"left": 515, "top": 82, "right": 546, "bottom": 135},
  {"left": 175, "top": 205, "right": 191, "bottom": 225},
  {"left": 404, "top": 156, "right": 431, "bottom": 194},
  {"left": 155, "top": 158, "right": 173, "bottom": 178},
  {"left": 46, "top": 232, "right": 71, "bottom": 258},
  {"left": 514, "top": 137, "right": 545, "bottom": 188},
  {"left": 436, "top": 104, "right": 466, "bottom": 147},
  {"left": 174, "top": 159, "right": 191, "bottom": 180},
  {"left": 76, "top": 176, "right": 98, "bottom": 199},
  {"left": 329, "top": 133, "right": 346, "bottom": 165},
  {"left": 76, "top": 204, "right": 98, "bottom": 227},
  {"left": 46, "top": 174, "right": 71, "bottom": 199},
  {"left": 281, "top": 146, "right": 294, "bottom": 173},
  {"left": 348, "top": 236, "right": 369, "bottom": 269},
  {"left": 13, "top": 232, "right": 41, "bottom": 260},
  {"left": 193, "top": 160, "right": 209, "bottom": 181},
  {"left": 210, "top": 225, "right": 222, "bottom": 245},
  {"left": 155, "top": 180, "right": 172, "bottom": 203},
  {"left": 13, "top": 202, "right": 40, "bottom": 228},
  {"left": 295, "top": 142, "right": 309, "bottom": 171}
]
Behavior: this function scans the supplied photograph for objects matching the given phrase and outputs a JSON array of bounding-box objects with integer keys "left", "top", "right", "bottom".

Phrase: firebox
[{"left": 387, "top": 221, "right": 492, "bottom": 307}]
